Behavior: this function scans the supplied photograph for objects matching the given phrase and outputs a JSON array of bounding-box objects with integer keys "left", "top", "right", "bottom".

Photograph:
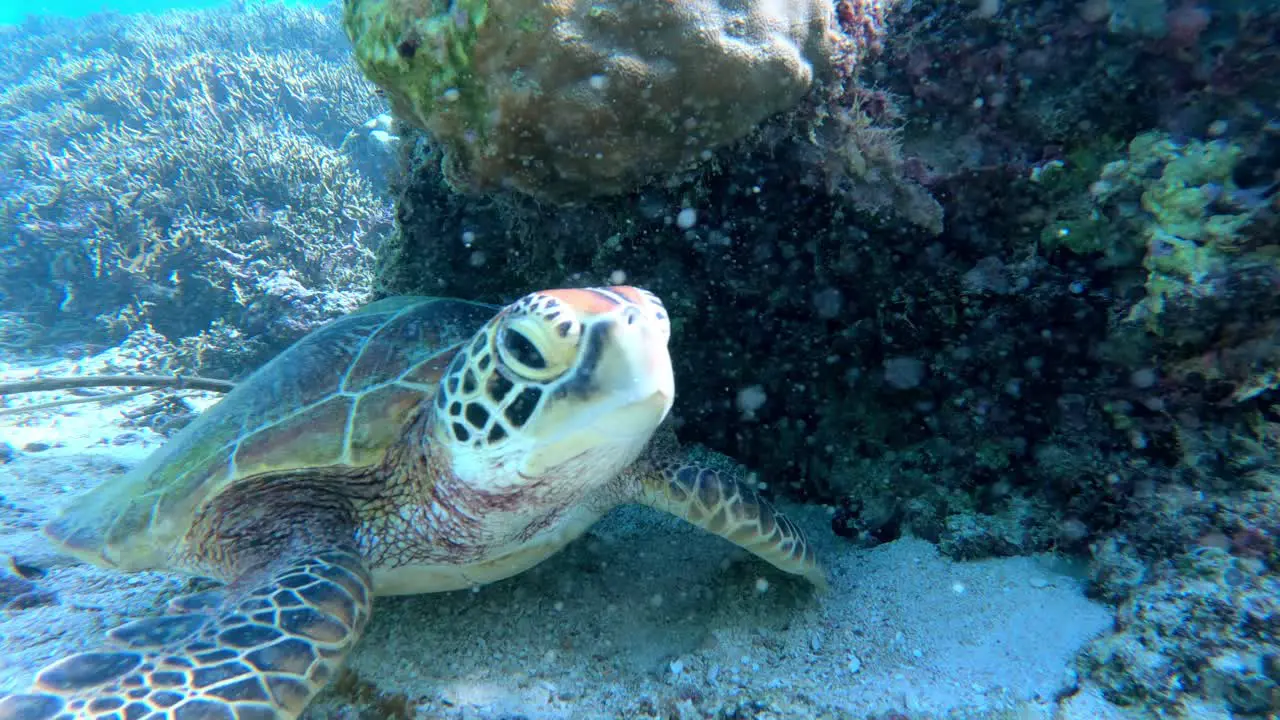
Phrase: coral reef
[
  {"left": 0, "top": 3, "right": 393, "bottom": 375},
  {"left": 1026, "top": 121, "right": 1279, "bottom": 716},
  {"left": 1083, "top": 530, "right": 1280, "bottom": 715},
  {"left": 342, "top": 0, "right": 840, "bottom": 203},
  {"left": 1042, "top": 128, "right": 1280, "bottom": 401}
]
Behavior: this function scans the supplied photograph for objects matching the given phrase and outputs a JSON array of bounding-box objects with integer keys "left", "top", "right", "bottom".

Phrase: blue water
[{"left": 0, "top": 0, "right": 322, "bottom": 26}]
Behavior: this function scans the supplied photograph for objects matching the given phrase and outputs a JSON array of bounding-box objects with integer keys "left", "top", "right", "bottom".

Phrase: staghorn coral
[
  {"left": 0, "top": 3, "right": 391, "bottom": 375},
  {"left": 343, "top": 0, "right": 840, "bottom": 203}
]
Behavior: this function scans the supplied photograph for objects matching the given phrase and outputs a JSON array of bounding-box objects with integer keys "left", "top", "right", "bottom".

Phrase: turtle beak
[
  {"left": 520, "top": 303, "right": 674, "bottom": 476},
  {"left": 604, "top": 305, "right": 674, "bottom": 430}
]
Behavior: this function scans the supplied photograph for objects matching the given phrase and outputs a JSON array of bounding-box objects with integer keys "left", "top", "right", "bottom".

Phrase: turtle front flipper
[
  {"left": 0, "top": 548, "right": 372, "bottom": 720},
  {"left": 636, "top": 460, "right": 828, "bottom": 590}
]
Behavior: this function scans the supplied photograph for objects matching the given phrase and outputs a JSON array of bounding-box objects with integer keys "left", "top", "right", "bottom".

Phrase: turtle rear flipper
[
  {"left": 637, "top": 460, "right": 828, "bottom": 591},
  {"left": 0, "top": 548, "right": 372, "bottom": 720}
]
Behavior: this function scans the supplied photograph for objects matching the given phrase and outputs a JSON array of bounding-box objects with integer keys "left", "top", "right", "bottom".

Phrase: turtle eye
[
  {"left": 503, "top": 329, "right": 544, "bottom": 368},
  {"left": 498, "top": 327, "right": 556, "bottom": 380}
]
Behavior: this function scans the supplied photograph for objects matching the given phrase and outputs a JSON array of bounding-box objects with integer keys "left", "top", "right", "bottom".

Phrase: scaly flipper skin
[
  {"left": 637, "top": 460, "right": 829, "bottom": 591},
  {"left": 0, "top": 549, "right": 372, "bottom": 720}
]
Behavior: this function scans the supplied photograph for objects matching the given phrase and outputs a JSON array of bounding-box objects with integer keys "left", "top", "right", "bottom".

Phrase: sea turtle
[{"left": 0, "top": 286, "right": 824, "bottom": 720}]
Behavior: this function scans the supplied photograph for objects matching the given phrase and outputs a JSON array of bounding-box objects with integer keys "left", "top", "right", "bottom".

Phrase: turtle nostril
[{"left": 623, "top": 307, "right": 640, "bottom": 325}]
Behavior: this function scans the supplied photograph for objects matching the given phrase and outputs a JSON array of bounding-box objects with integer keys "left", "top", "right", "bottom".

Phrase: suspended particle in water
[{"left": 736, "top": 385, "right": 767, "bottom": 419}]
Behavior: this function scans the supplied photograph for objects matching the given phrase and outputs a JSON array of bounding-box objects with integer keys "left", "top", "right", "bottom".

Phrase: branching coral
[{"left": 0, "top": 3, "right": 392, "bottom": 373}]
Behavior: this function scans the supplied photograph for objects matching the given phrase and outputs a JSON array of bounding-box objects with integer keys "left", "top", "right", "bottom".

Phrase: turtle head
[{"left": 432, "top": 286, "right": 674, "bottom": 486}]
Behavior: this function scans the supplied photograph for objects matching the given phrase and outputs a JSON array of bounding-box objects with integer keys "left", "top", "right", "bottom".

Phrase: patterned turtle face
[{"left": 432, "top": 286, "right": 674, "bottom": 484}]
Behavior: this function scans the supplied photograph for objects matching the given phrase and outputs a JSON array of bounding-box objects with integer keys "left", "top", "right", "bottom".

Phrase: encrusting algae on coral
[{"left": 1042, "top": 129, "right": 1273, "bottom": 344}]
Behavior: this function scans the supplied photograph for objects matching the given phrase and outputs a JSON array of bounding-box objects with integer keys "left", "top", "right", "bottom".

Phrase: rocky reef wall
[{"left": 368, "top": 0, "right": 1280, "bottom": 713}]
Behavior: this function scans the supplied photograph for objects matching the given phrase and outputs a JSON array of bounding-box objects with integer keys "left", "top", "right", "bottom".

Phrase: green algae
[{"left": 341, "top": 0, "right": 490, "bottom": 133}]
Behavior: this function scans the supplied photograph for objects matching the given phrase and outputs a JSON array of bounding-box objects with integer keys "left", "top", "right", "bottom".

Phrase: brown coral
[{"left": 345, "top": 0, "right": 840, "bottom": 203}]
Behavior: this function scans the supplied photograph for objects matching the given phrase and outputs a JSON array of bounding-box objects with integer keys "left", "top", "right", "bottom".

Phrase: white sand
[{"left": 0, "top": 355, "right": 1135, "bottom": 719}]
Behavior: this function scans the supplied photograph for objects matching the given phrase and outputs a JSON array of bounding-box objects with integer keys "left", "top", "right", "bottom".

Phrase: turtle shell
[{"left": 46, "top": 296, "right": 499, "bottom": 571}]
